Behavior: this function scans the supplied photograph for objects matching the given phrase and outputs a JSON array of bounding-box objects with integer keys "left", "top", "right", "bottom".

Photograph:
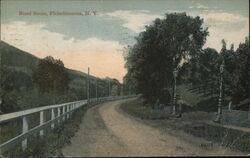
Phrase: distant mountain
[{"left": 0, "top": 41, "right": 90, "bottom": 79}]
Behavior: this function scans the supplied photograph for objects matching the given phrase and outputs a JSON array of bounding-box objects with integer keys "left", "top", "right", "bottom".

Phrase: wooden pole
[
  {"left": 22, "top": 116, "right": 28, "bottom": 151},
  {"left": 87, "top": 67, "right": 90, "bottom": 103},
  {"left": 96, "top": 78, "right": 98, "bottom": 100},
  {"left": 109, "top": 79, "right": 111, "bottom": 97}
]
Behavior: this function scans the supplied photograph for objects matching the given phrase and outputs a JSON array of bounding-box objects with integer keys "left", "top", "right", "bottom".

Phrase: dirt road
[{"left": 62, "top": 99, "right": 243, "bottom": 157}]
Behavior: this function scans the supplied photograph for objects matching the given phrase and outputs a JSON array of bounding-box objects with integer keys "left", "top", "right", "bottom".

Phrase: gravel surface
[{"left": 62, "top": 99, "right": 244, "bottom": 157}]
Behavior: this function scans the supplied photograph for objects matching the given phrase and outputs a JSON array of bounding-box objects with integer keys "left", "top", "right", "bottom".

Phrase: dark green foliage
[
  {"left": 32, "top": 56, "right": 70, "bottom": 94},
  {"left": 124, "top": 12, "right": 249, "bottom": 110},
  {"left": 181, "top": 48, "right": 220, "bottom": 96},
  {"left": 231, "top": 37, "right": 250, "bottom": 103},
  {"left": 124, "top": 12, "right": 208, "bottom": 104},
  {"left": 1, "top": 91, "right": 19, "bottom": 113},
  {"left": 1, "top": 66, "right": 32, "bottom": 91},
  {"left": 0, "top": 66, "right": 31, "bottom": 113},
  {"left": 181, "top": 37, "right": 249, "bottom": 108},
  {"left": 194, "top": 97, "right": 218, "bottom": 112},
  {"left": 0, "top": 41, "right": 38, "bottom": 73}
]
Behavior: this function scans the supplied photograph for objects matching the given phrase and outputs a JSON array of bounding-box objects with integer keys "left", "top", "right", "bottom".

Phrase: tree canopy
[
  {"left": 181, "top": 37, "right": 249, "bottom": 107},
  {"left": 124, "top": 12, "right": 208, "bottom": 104},
  {"left": 32, "top": 56, "right": 70, "bottom": 93}
]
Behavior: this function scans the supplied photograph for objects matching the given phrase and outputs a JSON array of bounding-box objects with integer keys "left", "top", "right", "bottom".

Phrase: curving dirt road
[{"left": 62, "top": 99, "right": 243, "bottom": 157}]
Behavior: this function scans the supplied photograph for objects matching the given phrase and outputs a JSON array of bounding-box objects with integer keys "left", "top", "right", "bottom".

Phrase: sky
[{"left": 1, "top": 0, "right": 249, "bottom": 82}]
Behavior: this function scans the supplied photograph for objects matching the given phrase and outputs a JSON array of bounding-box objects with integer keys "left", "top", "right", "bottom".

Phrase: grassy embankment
[
  {"left": 120, "top": 83, "right": 217, "bottom": 119},
  {"left": 2, "top": 103, "right": 94, "bottom": 158},
  {"left": 120, "top": 86, "right": 250, "bottom": 153},
  {"left": 0, "top": 41, "right": 118, "bottom": 157},
  {"left": 120, "top": 98, "right": 171, "bottom": 119}
]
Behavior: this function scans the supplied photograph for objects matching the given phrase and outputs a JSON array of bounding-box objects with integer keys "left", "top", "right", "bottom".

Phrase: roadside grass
[
  {"left": 177, "top": 84, "right": 222, "bottom": 112},
  {"left": 120, "top": 98, "right": 250, "bottom": 153},
  {"left": 177, "top": 84, "right": 201, "bottom": 106},
  {"left": 2, "top": 104, "right": 90, "bottom": 158},
  {"left": 120, "top": 84, "right": 220, "bottom": 120},
  {"left": 120, "top": 98, "right": 170, "bottom": 120}
]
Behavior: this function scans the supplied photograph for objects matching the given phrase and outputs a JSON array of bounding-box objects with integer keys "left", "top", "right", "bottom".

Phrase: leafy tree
[
  {"left": 111, "top": 79, "right": 122, "bottom": 96},
  {"left": 124, "top": 12, "right": 208, "bottom": 104},
  {"left": 232, "top": 37, "right": 250, "bottom": 103},
  {"left": 219, "top": 40, "right": 238, "bottom": 100},
  {"left": 32, "top": 56, "right": 70, "bottom": 94},
  {"left": 216, "top": 38, "right": 249, "bottom": 105},
  {"left": 1, "top": 91, "right": 19, "bottom": 113},
  {"left": 0, "top": 66, "right": 22, "bottom": 113},
  {"left": 182, "top": 37, "right": 249, "bottom": 109},
  {"left": 180, "top": 48, "right": 220, "bottom": 96},
  {"left": 1, "top": 66, "right": 16, "bottom": 92}
]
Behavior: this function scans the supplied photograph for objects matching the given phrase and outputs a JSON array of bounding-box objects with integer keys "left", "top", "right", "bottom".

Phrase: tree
[
  {"left": 32, "top": 56, "right": 70, "bottom": 94},
  {"left": 219, "top": 40, "right": 238, "bottom": 100},
  {"left": 0, "top": 66, "right": 19, "bottom": 113},
  {"left": 180, "top": 47, "right": 220, "bottom": 96},
  {"left": 216, "top": 37, "right": 250, "bottom": 105},
  {"left": 232, "top": 37, "right": 250, "bottom": 103},
  {"left": 181, "top": 36, "right": 249, "bottom": 109},
  {"left": 124, "top": 12, "right": 208, "bottom": 104}
]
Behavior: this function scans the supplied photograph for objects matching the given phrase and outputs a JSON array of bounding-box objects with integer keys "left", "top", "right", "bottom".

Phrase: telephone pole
[
  {"left": 87, "top": 67, "right": 90, "bottom": 104},
  {"left": 108, "top": 79, "right": 111, "bottom": 97},
  {"left": 96, "top": 78, "right": 98, "bottom": 100}
]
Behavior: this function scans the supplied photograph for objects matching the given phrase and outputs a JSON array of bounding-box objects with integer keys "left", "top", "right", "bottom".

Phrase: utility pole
[
  {"left": 109, "top": 79, "right": 111, "bottom": 97},
  {"left": 96, "top": 78, "right": 98, "bottom": 100},
  {"left": 87, "top": 67, "right": 90, "bottom": 104}
]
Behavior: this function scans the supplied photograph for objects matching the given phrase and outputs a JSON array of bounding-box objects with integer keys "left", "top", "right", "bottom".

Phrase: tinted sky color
[{"left": 1, "top": 0, "right": 249, "bottom": 82}]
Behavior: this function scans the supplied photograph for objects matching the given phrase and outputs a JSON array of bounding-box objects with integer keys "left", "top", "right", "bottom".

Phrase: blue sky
[{"left": 1, "top": 0, "right": 249, "bottom": 81}]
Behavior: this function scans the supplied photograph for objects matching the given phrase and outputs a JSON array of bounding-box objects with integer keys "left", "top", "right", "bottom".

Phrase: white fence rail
[{"left": 0, "top": 96, "right": 133, "bottom": 154}]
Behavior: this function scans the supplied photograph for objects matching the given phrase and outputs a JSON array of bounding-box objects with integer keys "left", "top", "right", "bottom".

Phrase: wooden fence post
[
  {"left": 63, "top": 106, "right": 65, "bottom": 121},
  {"left": 57, "top": 107, "right": 60, "bottom": 124},
  {"left": 51, "top": 109, "right": 55, "bottom": 129},
  {"left": 22, "top": 116, "right": 28, "bottom": 151},
  {"left": 40, "top": 111, "right": 44, "bottom": 136},
  {"left": 67, "top": 105, "right": 69, "bottom": 119}
]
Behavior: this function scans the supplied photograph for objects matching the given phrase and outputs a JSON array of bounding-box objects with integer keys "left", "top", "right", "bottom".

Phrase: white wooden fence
[{"left": 0, "top": 96, "right": 132, "bottom": 154}]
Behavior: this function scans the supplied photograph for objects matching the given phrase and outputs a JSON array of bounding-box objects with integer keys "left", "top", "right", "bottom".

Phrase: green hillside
[
  {"left": 0, "top": 41, "right": 90, "bottom": 78},
  {"left": 0, "top": 41, "right": 39, "bottom": 75},
  {"left": 0, "top": 41, "right": 123, "bottom": 113}
]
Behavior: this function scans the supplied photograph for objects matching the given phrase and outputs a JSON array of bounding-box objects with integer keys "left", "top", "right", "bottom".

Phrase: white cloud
[
  {"left": 198, "top": 11, "right": 249, "bottom": 51},
  {"left": 200, "top": 12, "right": 247, "bottom": 24},
  {"left": 105, "top": 9, "right": 249, "bottom": 51},
  {"left": 106, "top": 10, "right": 162, "bottom": 33},
  {"left": 189, "top": 3, "right": 209, "bottom": 9},
  {"left": 1, "top": 21, "right": 126, "bottom": 82}
]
